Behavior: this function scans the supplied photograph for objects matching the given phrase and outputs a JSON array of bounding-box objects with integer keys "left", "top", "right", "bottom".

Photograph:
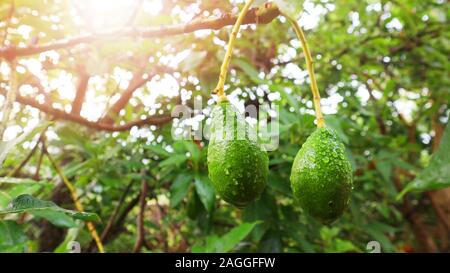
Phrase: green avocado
[
  {"left": 207, "top": 101, "right": 268, "bottom": 208},
  {"left": 290, "top": 127, "right": 353, "bottom": 224}
]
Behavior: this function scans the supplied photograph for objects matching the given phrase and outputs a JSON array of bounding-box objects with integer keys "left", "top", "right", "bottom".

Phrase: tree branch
[
  {"left": 89, "top": 194, "right": 140, "bottom": 251},
  {"left": 99, "top": 179, "right": 136, "bottom": 245},
  {"left": 100, "top": 65, "right": 167, "bottom": 125},
  {"left": 0, "top": 2, "right": 280, "bottom": 59},
  {"left": 133, "top": 176, "right": 149, "bottom": 253},
  {"left": 71, "top": 66, "right": 89, "bottom": 115},
  {"left": 0, "top": 88, "right": 172, "bottom": 131},
  {"left": 33, "top": 142, "right": 45, "bottom": 181},
  {"left": 361, "top": 75, "right": 387, "bottom": 135}
]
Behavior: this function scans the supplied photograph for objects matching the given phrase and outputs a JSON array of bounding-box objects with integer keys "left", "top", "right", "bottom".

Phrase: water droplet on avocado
[
  {"left": 290, "top": 127, "right": 353, "bottom": 224},
  {"left": 207, "top": 102, "right": 268, "bottom": 208}
]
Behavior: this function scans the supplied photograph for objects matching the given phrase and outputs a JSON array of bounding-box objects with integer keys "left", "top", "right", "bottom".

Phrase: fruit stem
[
  {"left": 287, "top": 17, "right": 325, "bottom": 128},
  {"left": 213, "top": 0, "right": 254, "bottom": 102}
]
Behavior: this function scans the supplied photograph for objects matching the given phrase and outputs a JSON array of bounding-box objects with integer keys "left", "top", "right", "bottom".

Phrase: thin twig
[
  {"left": 7, "top": 135, "right": 42, "bottom": 177},
  {"left": 100, "top": 179, "right": 136, "bottom": 243},
  {"left": 88, "top": 194, "right": 140, "bottom": 252},
  {"left": 33, "top": 143, "right": 45, "bottom": 181},
  {"left": 100, "top": 64, "right": 167, "bottom": 124},
  {"left": 133, "top": 176, "right": 149, "bottom": 253}
]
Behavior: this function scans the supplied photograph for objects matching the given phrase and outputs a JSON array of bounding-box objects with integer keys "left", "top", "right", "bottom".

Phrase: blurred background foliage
[{"left": 0, "top": 0, "right": 449, "bottom": 253}]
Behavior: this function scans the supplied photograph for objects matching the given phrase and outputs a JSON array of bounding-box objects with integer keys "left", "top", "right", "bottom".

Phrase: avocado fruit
[
  {"left": 290, "top": 127, "right": 353, "bottom": 224},
  {"left": 207, "top": 101, "right": 268, "bottom": 208}
]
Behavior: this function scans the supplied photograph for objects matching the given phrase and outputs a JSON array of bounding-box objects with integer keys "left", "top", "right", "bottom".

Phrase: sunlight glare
[{"left": 71, "top": 0, "right": 162, "bottom": 31}]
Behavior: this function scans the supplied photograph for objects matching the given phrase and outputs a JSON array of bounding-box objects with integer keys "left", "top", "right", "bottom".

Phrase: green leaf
[
  {"left": 0, "top": 191, "right": 10, "bottom": 208},
  {"left": 234, "top": 59, "right": 262, "bottom": 83},
  {"left": 398, "top": 122, "right": 450, "bottom": 198},
  {"left": 54, "top": 227, "right": 80, "bottom": 253},
  {"left": 56, "top": 125, "right": 96, "bottom": 156},
  {"left": 5, "top": 183, "right": 50, "bottom": 200},
  {"left": 329, "top": 239, "right": 359, "bottom": 253},
  {"left": 194, "top": 174, "right": 215, "bottom": 212},
  {"left": 170, "top": 172, "right": 193, "bottom": 208},
  {"left": 272, "top": 85, "right": 299, "bottom": 111},
  {"left": 146, "top": 144, "right": 171, "bottom": 158},
  {"left": 0, "top": 177, "right": 54, "bottom": 208},
  {"left": 32, "top": 210, "right": 78, "bottom": 228},
  {"left": 187, "top": 190, "right": 204, "bottom": 219},
  {"left": 159, "top": 154, "right": 187, "bottom": 168},
  {"left": 268, "top": 173, "right": 292, "bottom": 196},
  {"left": 274, "top": 0, "right": 303, "bottom": 19},
  {"left": 375, "top": 159, "right": 392, "bottom": 182},
  {"left": 0, "top": 194, "right": 100, "bottom": 222},
  {"left": 324, "top": 115, "right": 349, "bottom": 144},
  {"left": 61, "top": 158, "right": 97, "bottom": 178},
  {"left": 0, "top": 221, "right": 27, "bottom": 252},
  {"left": 365, "top": 221, "right": 397, "bottom": 252},
  {"left": 182, "top": 141, "right": 201, "bottom": 164},
  {"left": 192, "top": 221, "right": 261, "bottom": 253}
]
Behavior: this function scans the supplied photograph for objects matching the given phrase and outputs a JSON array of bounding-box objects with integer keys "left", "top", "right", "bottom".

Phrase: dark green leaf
[
  {"left": 398, "top": 122, "right": 450, "bottom": 198},
  {"left": 159, "top": 154, "right": 187, "bottom": 168},
  {"left": 194, "top": 174, "right": 215, "bottom": 212},
  {"left": 0, "top": 221, "right": 27, "bottom": 252},
  {"left": 192, "top": 221, "right": 261, "bottom": 253},
  {"left": 170, "top": 172, "right": 193, "bottom": 208},
  {"left": 0, "top": 194, "right": 100, "bottom": 222}
]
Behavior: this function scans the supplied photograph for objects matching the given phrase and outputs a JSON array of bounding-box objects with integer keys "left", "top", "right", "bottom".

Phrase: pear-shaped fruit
[
  {"left": 290, "top": 127, "right": 353, "bottom": 224},
  {"left": 207, "top": 101, "right": 268, "bottom": 208}
]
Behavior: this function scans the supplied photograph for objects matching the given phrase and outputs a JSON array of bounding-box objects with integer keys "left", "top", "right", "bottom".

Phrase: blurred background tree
[{"left": 0, "top": 0, "right": 448, "bottom": 253}]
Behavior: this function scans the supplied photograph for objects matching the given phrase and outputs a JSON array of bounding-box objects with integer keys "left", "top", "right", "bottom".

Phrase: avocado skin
[
  {"left": 290, "top": 127, "right": 353, "bottom": 224},
  {"left": 207, "top": 102, "right": 268, "bottom": 208}
]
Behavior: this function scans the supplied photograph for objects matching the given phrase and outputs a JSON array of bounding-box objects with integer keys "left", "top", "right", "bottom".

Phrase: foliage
[
  {"left": 192, "top": 221, "right": 261, "bottom": 253},
  {"left": 0, "top": 194, "right": 99, "bottom": 223},
  {"left": 399, "top": 122, "right": 450, "bottom": 196}
]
